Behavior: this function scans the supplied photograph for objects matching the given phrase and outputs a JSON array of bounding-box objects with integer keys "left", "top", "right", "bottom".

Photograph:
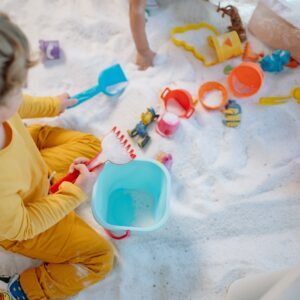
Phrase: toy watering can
[
  {"left": 68, "top": 64, "right": 128, "bottom": 109},
  {"left": 208, "top": 31, "right": 242, "bottom": 63},
  {"left": 259, "top": 87, "right": 300, "bottom": 105}
]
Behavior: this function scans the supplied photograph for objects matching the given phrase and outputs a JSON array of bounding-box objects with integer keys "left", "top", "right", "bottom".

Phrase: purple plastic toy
[{"left": 39, "top": 40, "right": 60, "bottom": 60}]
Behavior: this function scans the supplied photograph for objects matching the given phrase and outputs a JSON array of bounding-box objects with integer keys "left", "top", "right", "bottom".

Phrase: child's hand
[
  {"left": 70, "top": 157, "right": 104, "bottom": 195},
  {"left": 57, "top": 93, "right": 77, "bottom": 113},
  {"left": 69, "top": 157, "right": 90, "bottom": 173},
  {"left": 136, "top": 49, "right": 156, "bottom": 70}
]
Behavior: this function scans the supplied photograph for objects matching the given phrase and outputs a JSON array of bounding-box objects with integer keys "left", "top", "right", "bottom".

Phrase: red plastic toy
[
  {"left": 161, "top": 88, "right": 195, "bottom": 119},
  {"left": 50, "top": 127, "right": 136, "bottom": 193}
]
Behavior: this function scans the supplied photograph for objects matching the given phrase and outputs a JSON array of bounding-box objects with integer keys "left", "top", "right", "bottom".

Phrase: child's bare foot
[{"left": 136, "top": 49, "right": 156, "bottom": 70}]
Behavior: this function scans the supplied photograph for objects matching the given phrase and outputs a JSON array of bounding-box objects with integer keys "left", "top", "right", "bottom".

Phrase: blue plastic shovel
[{"left": 67, "top": 64, "right": 128, "bottom": 109}]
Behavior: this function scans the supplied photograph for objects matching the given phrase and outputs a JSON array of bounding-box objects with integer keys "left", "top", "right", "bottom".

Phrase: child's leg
[
  {"left": 28, "top": 124, "right": 101, "bottom": 181},
  {"left": 0, "top": 212, "right": 114, "bottom": 299}
]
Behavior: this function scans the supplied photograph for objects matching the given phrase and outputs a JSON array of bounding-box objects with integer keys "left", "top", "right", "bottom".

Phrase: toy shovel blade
[
  {"left": 99, "top": 64, "right": 128, "bottom": 97},
  {"left": 67, "top": 64, "right": 128, "bottom": 109}
]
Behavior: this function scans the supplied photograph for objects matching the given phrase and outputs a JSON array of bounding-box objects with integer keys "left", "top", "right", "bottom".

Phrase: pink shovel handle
[{"left": 103, "top": 228, "right": 131, "bottom": 240}]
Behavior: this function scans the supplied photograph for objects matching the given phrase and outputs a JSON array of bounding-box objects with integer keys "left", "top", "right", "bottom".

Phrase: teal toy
[
  {"left": 127, "top": 108, "right": 159, "bottom": 148},
  {"left": 92, "top": 159, "right": 170, "bottom": 239},
  {"left": 260, "top": 50, "right": 290, "bottom": 73},
  {"left": 68, "top": 64, "right": 128, "bottom": 109}
]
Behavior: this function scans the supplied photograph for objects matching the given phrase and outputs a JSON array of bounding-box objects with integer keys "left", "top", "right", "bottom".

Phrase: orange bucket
[
  {"left": 198, "top": 82, "right": 228, "bottom": 111},
  {"left": 227, "top": 62, "right": 264, "bottom": 98}
]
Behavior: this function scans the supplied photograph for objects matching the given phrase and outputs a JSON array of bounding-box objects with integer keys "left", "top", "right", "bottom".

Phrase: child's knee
[
  {"left": 84, "top": 134, "right": 101, "bottom": 148},
  {"left": 78, "top": 133, "right": 101, "bottom": 154},
  {"left": 92, "top": 238, "right": 114, "bottom": 276},
  {"left": 104, "top": 241, "right": 114, "bottom": 274}
]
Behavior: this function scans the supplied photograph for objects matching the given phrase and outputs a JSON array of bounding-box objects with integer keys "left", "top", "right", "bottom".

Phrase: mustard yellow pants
[{"left": 0, "top": 125, "right": 114, "bottom": 300}]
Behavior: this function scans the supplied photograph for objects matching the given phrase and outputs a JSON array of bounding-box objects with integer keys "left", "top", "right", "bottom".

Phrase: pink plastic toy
[
  {"left": 155, "top": 151, "right": 173, "bottom": 170},
  {"left": 156, "top": 112, "right": 180, "bottom": 137}
]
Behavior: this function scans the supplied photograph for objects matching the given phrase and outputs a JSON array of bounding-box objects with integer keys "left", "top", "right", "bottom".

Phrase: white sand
[{"left": 1, "top": 0, "right": 300, "bottom": 299}]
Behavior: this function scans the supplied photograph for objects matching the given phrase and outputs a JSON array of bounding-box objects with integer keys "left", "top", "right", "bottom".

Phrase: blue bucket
[{"left": 92, "top": 159, "right": 170, "bottom": 235}]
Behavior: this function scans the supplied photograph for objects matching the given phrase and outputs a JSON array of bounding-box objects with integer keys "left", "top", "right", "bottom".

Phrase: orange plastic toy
[
  {"left": 286, "top": 57, "right": 298, "bottom": 68},
  {"left": 242, "top": 42, "right": 264, "bottom": 62},
  {"left": 198, "top": 82, "right": 228, "bottom": 110},
  {"left": 227, "top": 62, "right": 264, "bottom": 98}
]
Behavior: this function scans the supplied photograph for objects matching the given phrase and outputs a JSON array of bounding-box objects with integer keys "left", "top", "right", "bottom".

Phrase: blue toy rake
[{"left": 67, "top": 64, "right": 128, "bottom": 109}]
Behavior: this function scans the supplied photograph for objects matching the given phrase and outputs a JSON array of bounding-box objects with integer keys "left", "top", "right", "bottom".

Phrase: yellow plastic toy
[
  {"left": 222, "top": 100, "right": 242, "bottom": 128},
  {"left": 208, "top": 31, "right": 243, "bottom": 63},
  {"left": 259, "top": 87, "right": 300, "bottom": 105},
  {"left": 171, "top": 23, "right": 219, "bottom": 66},
  {"left": 0, "top": 291, "right": 10, "bottom": 300},
  {"left": 171, "top": 23, "right": 242, "bottom": 66}
]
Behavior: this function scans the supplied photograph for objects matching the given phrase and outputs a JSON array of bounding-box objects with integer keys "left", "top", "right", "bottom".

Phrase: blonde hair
[{"left": 0, "top": 12, "right": 36, "bottom": 103}]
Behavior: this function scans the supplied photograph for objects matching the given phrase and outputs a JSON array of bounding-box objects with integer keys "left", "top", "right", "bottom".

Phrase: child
[
  {"left": 129, "top": 0, "right": 212, "bottom": 70},
  {"left": 0, "top": 12, "right": 113, "bottom": 300},
  {"left": 129, "top": 0, "right": 157, "bottom": 70}
]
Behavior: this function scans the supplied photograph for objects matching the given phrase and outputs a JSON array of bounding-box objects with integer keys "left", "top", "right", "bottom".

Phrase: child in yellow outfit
[{"left": 0, "top": 12, "right": 114, "bottom": 300}]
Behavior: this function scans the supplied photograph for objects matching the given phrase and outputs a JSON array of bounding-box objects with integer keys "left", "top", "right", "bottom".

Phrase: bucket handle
[
  {"left": 185, "top": 107, "right": 195, "bottom": 119},
  {"left": 161, "top": 88, "right": 171, "bottom": 100},
  {"left": 104, "top": 228, "right": 131, "bottom": 240}
]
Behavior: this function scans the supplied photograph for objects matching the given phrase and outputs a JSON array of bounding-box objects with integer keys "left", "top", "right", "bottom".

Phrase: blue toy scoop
[{"left": 68, "top": 64, "right": 128, "bottom": 109}]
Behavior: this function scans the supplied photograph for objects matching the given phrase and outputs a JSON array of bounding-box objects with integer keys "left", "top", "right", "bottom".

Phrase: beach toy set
[
  {"left": 171, "top": 22, "right": 243, "bottom": 67},
  {"left": 50, "top": 9, "right": 298, "bottom": 242},
  {"left": 157, "top": 63, "right": 260, "bottom": 130},
  {"left": 156, "top": 88, "right": 195, "bottom": 138},
  {"left": 164, "top": 61, "right": 264, "bottom": 129}
]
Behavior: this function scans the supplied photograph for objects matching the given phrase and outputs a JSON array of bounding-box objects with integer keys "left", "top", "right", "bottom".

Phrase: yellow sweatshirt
[{"left": 0, "top": 95, "right": 87, "bottom": 241}]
